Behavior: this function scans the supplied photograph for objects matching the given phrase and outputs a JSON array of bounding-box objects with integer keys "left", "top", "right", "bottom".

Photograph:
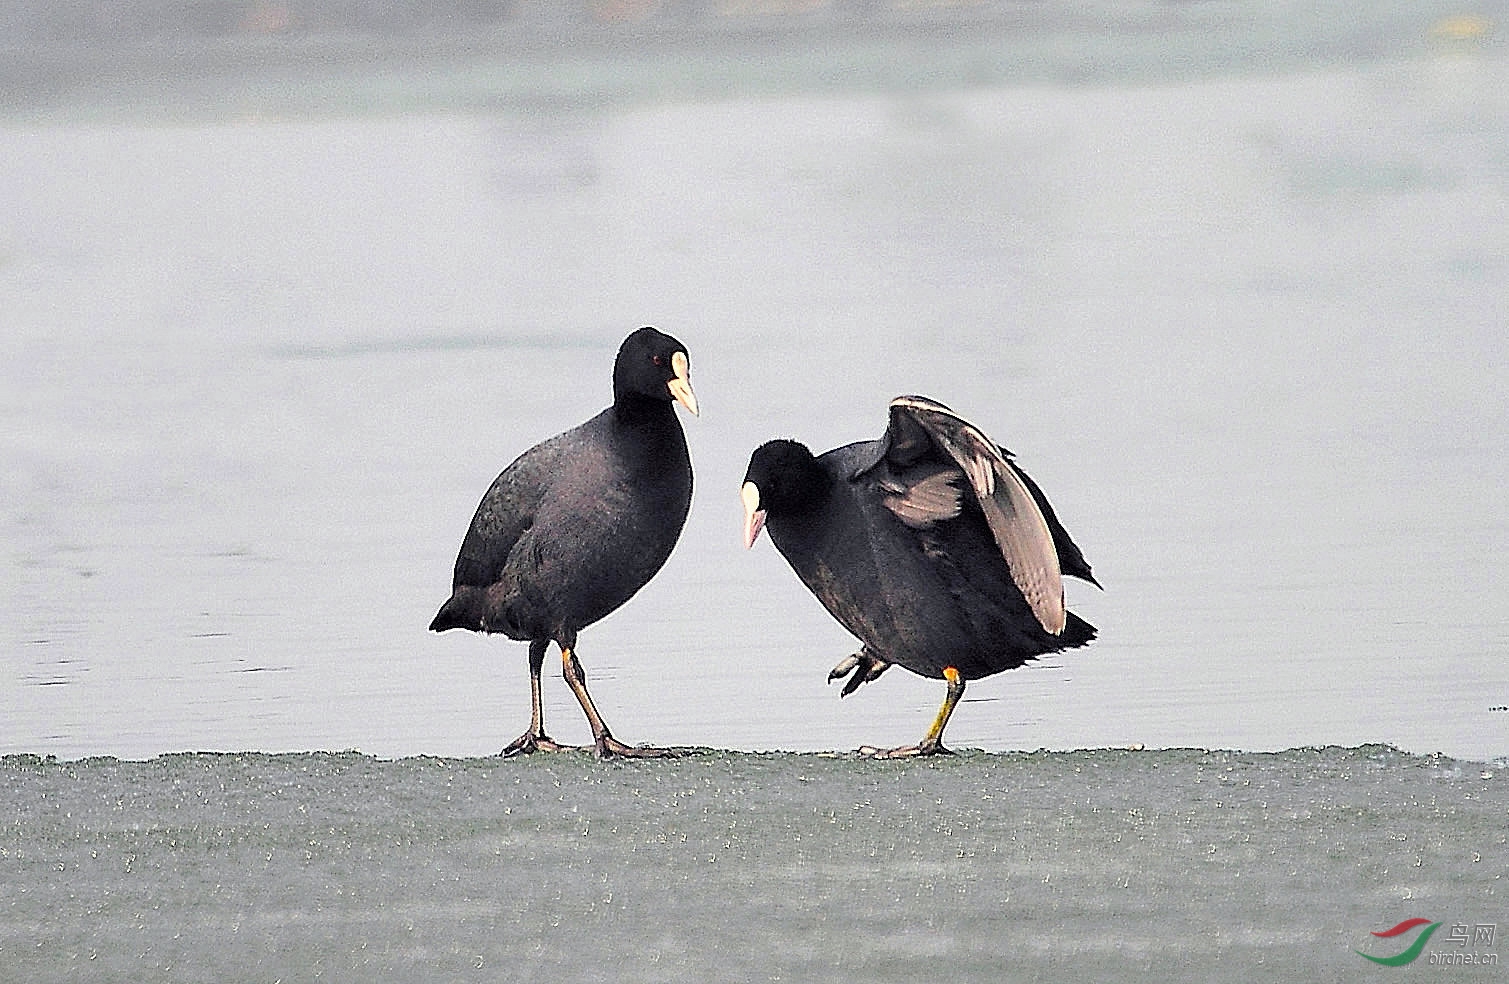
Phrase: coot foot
[
  {"left": 500, "top": 731, "right": 575, "bottom": 758},
  {"left": 858, "top": 740, "right": 954, "bottom": 759},
  {"left": 827, "top": 650, "right": 890, "bottom": 697},
  {"left": 858, "top": 668, "right": 965, "bottom": 759},
  {"left": 595, "top": 734, "right": 679, "bottom": 759}
]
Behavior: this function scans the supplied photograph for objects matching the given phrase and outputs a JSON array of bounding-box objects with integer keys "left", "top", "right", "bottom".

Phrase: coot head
[
  {"left": 741, "top": 438, "right": 828, "bottom": 548},
  {"left": 614, "top": 326, "right": 699, "bottom": 415}
]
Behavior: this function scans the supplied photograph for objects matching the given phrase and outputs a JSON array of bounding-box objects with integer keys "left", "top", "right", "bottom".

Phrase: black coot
[
  {"left": 431, "top": 327, "right": 698, "bottom": 758},
  {"left": 741, "top": 395, "right": 1098, "bottom": 757}
]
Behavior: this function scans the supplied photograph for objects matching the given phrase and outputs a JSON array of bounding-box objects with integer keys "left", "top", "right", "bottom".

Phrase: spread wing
[{"left": 877, "top": 395, "right": 1067, "bottom": 635}]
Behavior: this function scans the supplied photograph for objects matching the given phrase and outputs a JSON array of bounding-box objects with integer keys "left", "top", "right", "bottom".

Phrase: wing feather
[
  {"left": 879, "top": 465, "right": 964, "bottom": 528},
  {"left": 888, "top": 396, "right": 1066, "bottom": 634}
]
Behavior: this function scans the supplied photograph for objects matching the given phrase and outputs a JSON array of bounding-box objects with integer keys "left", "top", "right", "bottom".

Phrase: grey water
[
  {"left": 1, "top": 3, "right": 1507, "bottom": 977},
  {"left": 4, "top": 3, "right": 1506, "bottom": 765}
]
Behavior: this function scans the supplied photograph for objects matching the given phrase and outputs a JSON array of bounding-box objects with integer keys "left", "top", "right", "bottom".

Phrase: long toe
[
  {"left": 828, "top": 653, "right": 862, "bottom": 683},
  {"left": 500, "top": 732, "right": 574, "bottom": 758},
  {"left": 861, "top": 742, "right": 953, "bottom": 759},
  {"left": 596, "top": 735, "right": 679, "bottom": 759},
  {"left": 828, "top": 652, "right": 889, "bottom": 697}
]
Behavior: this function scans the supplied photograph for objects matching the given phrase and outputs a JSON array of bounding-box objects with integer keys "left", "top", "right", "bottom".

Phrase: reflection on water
[{"left": 1, "top": 3, "right": 1506, "bottom": 762}]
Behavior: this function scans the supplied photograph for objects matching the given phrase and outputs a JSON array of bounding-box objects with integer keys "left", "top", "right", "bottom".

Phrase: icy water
[
  {"left": 4, "top": 15, "right": 1509, "bottom": 752},
  {"left": 3, "top": 746, "right": 1505, "bottom": 982},
  {"left": 2, "top": 3, "right": 1508, "bottom": 980}
]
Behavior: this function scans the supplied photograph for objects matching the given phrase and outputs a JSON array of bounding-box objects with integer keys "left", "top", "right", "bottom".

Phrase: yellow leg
[
  {"left": 872, "top": 666, "right": 964, "bottom": 758},
  {"left": 918, "top": 667, "right": 965, "bottom": 754}
]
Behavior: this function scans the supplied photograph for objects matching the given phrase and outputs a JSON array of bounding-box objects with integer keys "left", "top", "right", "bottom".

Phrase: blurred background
[{"left": 2, "top": 0, "right": 1506, "bottom": 762}]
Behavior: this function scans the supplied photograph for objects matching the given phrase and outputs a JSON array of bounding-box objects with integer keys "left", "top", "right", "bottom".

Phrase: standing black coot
[
  {"left": 430, "top": 327, "right": 698, "bottom": 758},
  {"left": 741, "top": 395, "right": 1098, "bottom": 757}
]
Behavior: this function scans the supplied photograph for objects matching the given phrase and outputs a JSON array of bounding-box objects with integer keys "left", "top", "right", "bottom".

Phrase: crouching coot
[{"left": 741, "top": 395, "right": 1098, "bottom": 757}]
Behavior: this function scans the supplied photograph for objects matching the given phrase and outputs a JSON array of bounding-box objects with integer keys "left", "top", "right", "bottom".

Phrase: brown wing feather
[
  {"left": 879, "top": 465, "right": 964, "bottom": 528},
  {"left": 889, "top": 396, "right": 1066, "bottom": 634}
]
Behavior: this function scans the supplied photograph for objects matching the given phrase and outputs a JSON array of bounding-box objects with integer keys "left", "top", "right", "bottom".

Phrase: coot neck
[
  {"left": 610, "top": 393, "right": 683, "bottom": 449},
  {"left": 613, "top": 388, "right": 676, "bottom": 420},
  {"left": 771, "top": 459, "right": 833, "bottom": 520}
]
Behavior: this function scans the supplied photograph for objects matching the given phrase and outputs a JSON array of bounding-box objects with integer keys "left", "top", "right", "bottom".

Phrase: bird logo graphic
[{"left": 1356, "top": 918, "right": 1442, "bottom": 966}]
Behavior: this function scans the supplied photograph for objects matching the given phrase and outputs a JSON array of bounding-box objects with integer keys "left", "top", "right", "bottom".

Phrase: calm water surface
[{"left": 2, "top": 17, "right": 1507, "bottom": 763}]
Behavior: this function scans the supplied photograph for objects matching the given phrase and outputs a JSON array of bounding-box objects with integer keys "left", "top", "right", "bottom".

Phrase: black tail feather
[
  {"left": 1059, "top": 610, "right": 1097, "bottom": 649},
  {"left": 428, "top": 594, "right": 474, "bottom": 633}
]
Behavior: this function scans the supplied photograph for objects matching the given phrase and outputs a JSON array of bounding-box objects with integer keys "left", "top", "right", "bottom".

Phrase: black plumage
[
  {"left": 431, "top": 327, "right": 698, "bottom": 758},
  {"left": 741, "top": 395, "right": 1098, "bottom": 757}
]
